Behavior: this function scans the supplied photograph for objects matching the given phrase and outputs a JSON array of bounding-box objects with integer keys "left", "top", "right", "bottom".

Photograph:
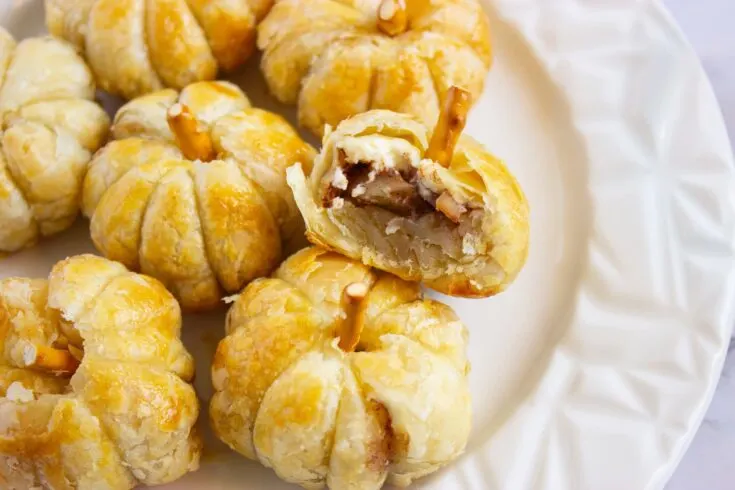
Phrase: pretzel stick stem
[
  {"left": 23, "top": 344, "right": 80, "bottom": 375},
  {"left": 426, "top": 86, "right": 472, "bottom": 168},
  {"left": 338, "top": 282, "right": 369, "bottom": 352},
  {"left": 167, "top": 103, "right": 216, "bottom": 162}
]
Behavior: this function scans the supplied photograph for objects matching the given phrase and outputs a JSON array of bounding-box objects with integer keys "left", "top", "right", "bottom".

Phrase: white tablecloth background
[{"left": 665, "top": 1, "right": 735, "bottom": 488}]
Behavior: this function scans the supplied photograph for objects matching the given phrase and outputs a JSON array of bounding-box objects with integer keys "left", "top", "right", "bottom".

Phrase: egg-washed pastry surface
[
  {"left": 0, "top": 27, "right": 110, "bottom": 255},
  {"left": 0, "top": 254, "right": 200, "bottom": 490},
  {"left": 258, "top": 0, "right": 492, "bottom": 136},
  {"left": 211, "top": 246, "right": 471, "bottom": 489},
  {"left": 83, "top": 81, "right": 315, "bottom": 312},
  {"left": 288, "top": 87, "right": 530, "bottom": 297},
  {"left": 46, "top": 0, "right": 274, "bottom": 99}
]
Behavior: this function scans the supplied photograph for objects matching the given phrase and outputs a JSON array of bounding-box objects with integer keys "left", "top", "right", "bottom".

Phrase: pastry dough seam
[
  {"left": 315, "top": 355, "right": 344, "bottom": 487},
  {"left": 183, "top": 0, "right": 258, "bottom": 71},
  {"left": 142, "top": 166, "right": 219, "bottom": 300},
  {"left": 188, "top": 163, "right": 226, "bottom": 293},
  {"left": 0, "top": 145, "right": 38, "bottom": 236},
  {"left": 2, "top": 94, "right": 90, "bottom": 119},
  {"left": 134, "top": 165, "right": 182, "bottom": 272},
  {"left": 51, "top": 270, "right": 128, "bottom": 340},
  {"left": 148, "top": 0, "right": 217, "bottom": 88},
  {"left": 232, "top": 157, "right": 281, "bottom": 238},
  {"left": 69, "top": 364, "right": 139, "bottom": 487},
  {"left": 137, "top": 0, "right": 165, "bottom": 92},
  {"left": 412, "top": 5, "right": 489, "bottom": 64},
  {"left": 344, "top": 356, "right": 396, "bottom": 469},
  {"left": 2, "top": 121, "right": 90, "bottom": 230},
  {"left": 0, "top": 38, "right": 18, "bottom": 111},
  {"left": 250, "top": 345, "right": 325, "bottom": 463}
]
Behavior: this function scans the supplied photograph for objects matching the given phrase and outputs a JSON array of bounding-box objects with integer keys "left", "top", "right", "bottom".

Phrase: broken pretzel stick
[
  {"left": 167, "top": 103, "right": 216, "bottom": 162},
  {"left": 377, "top": 0, "right": 408, "bottom": 37},
  {"left": 23, "top": 344, "right": 80, "bottom": 375},
  {"left": 338, "top": 282, "right": 370, "bottom": 352},
  {"left": 426, "top": 86, "right": 472, "bottom": 168},
  {"left": 435, "top": 191, "right": 467, "bottom": 223}
]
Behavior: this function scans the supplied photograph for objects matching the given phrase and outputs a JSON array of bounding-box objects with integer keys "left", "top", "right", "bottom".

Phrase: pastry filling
[{"left": 322, "top": 149, "right": 469, "bottom": 224}]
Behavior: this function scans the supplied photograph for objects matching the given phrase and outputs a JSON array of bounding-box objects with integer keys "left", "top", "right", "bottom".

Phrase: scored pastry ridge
[{"left": 83, "top": 81, "right": 315, "bottom": 311}]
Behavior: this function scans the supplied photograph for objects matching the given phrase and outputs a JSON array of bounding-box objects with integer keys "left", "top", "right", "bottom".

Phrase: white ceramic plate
[{"left": 2, "top": 1, "right": 734, "bottom": 489}]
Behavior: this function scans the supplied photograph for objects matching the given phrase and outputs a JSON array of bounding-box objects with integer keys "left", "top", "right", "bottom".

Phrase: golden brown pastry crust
[
  {"left": 45, "top": 0, "right": 274, "bottom": 100},
  {"left": 0, "top": 27, "right": 110, "bottom": 254},
  {"left": 0, "top": 254, "right": 200, "bottom": 490},
  {"left": 211, "top": 246, "right": 471, "bottom": 489},
  {"left": 287, "top": 109, "right": 530, "bottom": 297},
  {"left": 257, "top": 0, "right": 492, "bottom": 136},
  {"left": 83, "top": 81, "right": 315, "bottom": 311}
]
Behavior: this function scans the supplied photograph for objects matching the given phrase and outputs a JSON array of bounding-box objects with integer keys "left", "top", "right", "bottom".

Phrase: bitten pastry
[
  {"left": 288, "top": 87, "right": 530, "bottom": 297},
  {"left": 258, "top": 0, "right": 492, "bottom": 136},
  {"left": 211, "top": 246, "right": 471, "bottom": 489},
  {"left": 83, "top": 81, "right": 315, "bottom": 311},
  {"left": 0, "top": 254, "right": 200, "bottom": 489},
  {"left": 0, "top": 27, "right": 110, "bottom": 254},
  {"left": 46, "top": 0, "right": 273, "bottom": 99}
]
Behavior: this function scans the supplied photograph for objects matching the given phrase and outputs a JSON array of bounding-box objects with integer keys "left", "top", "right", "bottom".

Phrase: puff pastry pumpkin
[
  {"left": 288, "top": 87, "right": 529, "bottom": 297},
  {"left": 0, "top": 28, "right": 110, "bottom": 254},
  {"left": 211, "top": 246, "right": 471, "bottom": 489},
  {"left": 258, "top": 0, "right": 492, "bottom": 136},
  {"left": 0, "top": 254, "right": 200, "bottom": 489},
  {"left": 83, "top": 81, "right": 315, "bottom": 312},
  {"left": 46, "top": 0, "right": 273, "bottom": 100}
]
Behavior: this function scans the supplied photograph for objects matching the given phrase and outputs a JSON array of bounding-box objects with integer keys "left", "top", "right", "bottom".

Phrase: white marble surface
[{"left": 665, "top": 0, "right": 735, "bottom": 488}]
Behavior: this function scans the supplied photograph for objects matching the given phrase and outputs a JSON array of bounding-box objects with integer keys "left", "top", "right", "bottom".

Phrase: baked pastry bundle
[
  {"left": 258, "top": 0, "right": 492, "bottom": 136},
  {"left": 288, "top": 87, "right": 529, "bottom": 297},
  {"left": 83, "top": 81, "right": 315, "bottom": 311},
  {"left": 46, "top": 0, "right": 273, "bottom": 99},
  {"left": 0, "top": 254, "right": 200, "bottom": 489},
  {"left": 0, "top": 27, "right": 110, "bottom": 254},
  {"left": 211, "top": 246, "right": 471, "bottom": 489}
]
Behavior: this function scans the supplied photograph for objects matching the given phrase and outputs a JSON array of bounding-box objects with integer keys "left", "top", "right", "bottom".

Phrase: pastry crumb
[
  {"left": 385, "top": 219, "right": 401, "bottom": 235},
  {"left": 462, "top": 234, "right": 477, "bottom": 255},
  {"left": 332, "top": 167, "right": 348, "bottom": 190},
  {"left": 6, "top": 382, "right": 34, "bottom": 402}
]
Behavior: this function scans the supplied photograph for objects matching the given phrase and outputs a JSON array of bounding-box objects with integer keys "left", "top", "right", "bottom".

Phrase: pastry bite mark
[
  {"left": 377, "top": 0, "right": 408, "bottom": 37},
  {"left": 288, "top": 95, "right": 529, "bottom": 298},
  {"left": 167, "top": 102, "right": 216, "bottom": 161},
  {"left": 337, "top": 282, "right": 369, "bottom": 352},
  {"left": 22, "top": 344, "right": 80, "bottom": 376},
  {"left": 320, "top": 87, "right": 476, "bottom": 224}
]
